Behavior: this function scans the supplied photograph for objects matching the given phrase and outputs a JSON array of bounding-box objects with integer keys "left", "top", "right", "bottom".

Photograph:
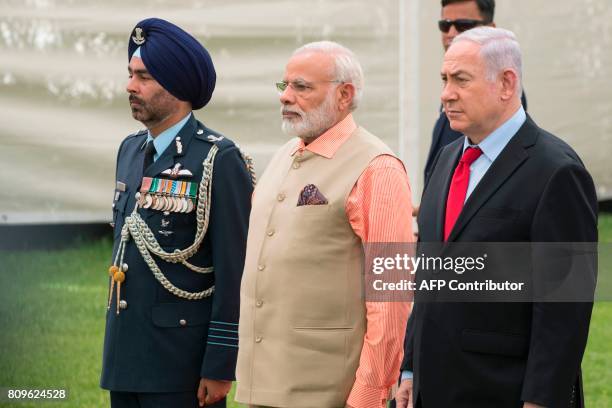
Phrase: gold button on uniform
[
  {"left": 255, "top": 336, "right": 263, "bottom": 343},
  {"left": 277, "top": 193, "right": 286, "bottom": 202},
  {"left": 258, "top": 265, "right": 265, "bottom": 271},
  {"left": 179, "top": 319, "right": 187, "bottom": 326},
  {"left": 267, "top": 229, "right": 275, "bottom": 237},
  {"left": 256, "top": 300, "right": 263, "bottom": 307},
  {"left": 292, "top": 162, "right": 300, "bottom": 169}
]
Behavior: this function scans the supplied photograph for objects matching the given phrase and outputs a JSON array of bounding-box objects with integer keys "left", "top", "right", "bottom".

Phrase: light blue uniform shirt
[
  {"left": 146, "top": 113, "right": 192, "bottom": 162},
  {"left": 401, "top": 106, "right": 526, "bottom": 382}
]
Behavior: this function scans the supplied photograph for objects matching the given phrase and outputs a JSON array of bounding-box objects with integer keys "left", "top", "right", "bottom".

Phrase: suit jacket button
[
  {"left": 256, "top": 300, "right": 263, "bottom": 308},
  {"left": 277, "top": 193, "right": 286, "bottom": 202},
  {"left": 255, "top": 336, "right": 263, "bottom": 343},
  {"left": 179, "top": 319, "right": 187, "bottom": 326}
]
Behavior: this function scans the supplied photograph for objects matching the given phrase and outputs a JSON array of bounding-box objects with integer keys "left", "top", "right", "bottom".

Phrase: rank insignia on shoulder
[{"left": 207, "top": 134, "right": 224, "bottom": 142}]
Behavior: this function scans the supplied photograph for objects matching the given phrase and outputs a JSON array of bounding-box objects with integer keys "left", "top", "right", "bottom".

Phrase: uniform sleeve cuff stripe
[
  {"left": 207, "top": 341, "right": 239, "bottom": 348},
  {"left": 210, "top": 327, "right": 238, "bottom": 334},
  {"left": 209, "top": 334, "right": 238, "bottom": 341},
  {"left": 210, "top": 320, "right": 239, "bottom": 326}
]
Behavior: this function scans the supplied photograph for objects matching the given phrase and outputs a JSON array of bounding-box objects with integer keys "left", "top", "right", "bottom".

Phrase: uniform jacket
[
  {"left": 403, "top": 116, "right": 597, "bottom": 408},
  {"left": 101, "top": 114, "right": 253, "bottom": 392}
]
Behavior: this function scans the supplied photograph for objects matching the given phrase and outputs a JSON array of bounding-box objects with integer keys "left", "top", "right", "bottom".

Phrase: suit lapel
[
  {"left": 144, "top": 114, "right": 196, "bottom": 178},
  {"left": 446, "top": 117, "right": 538, "bottom": 242},
  {"left": 432, "top": 140, "right": 463, "bottom": 241}
]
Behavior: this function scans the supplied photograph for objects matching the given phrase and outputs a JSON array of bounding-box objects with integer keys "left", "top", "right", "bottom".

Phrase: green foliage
[
  {"left": 585, "top": 214, "right": 612, "bottom": 407},
  {"left": 0, "top": 237, "right": 244, "bottom": 408},
  {"left": 0, "top": 239, "right": 112, "bottom": 408}
]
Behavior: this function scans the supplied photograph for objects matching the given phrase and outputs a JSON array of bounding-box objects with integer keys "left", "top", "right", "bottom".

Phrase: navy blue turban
[{"left": 128, "top": 18, "right": 216, "bottom": 110}]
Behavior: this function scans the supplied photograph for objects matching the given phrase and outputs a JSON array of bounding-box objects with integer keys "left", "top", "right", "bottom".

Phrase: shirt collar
[
  {"left": 290, "top": 114, "right": 357, "bottom": 159},
  {"left": 146, "top": 112, "right": 192, "bottom": 159},
  {"left": 463, "top": 106, "right": 526, "bottom": 162}
]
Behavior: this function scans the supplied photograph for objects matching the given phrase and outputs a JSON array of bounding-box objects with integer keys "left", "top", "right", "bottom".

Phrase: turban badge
[{"left": 132, "top": 27, "right": 146, "bottom": 45}]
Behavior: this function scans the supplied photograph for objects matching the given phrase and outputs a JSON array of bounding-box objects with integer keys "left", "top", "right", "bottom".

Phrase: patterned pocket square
[{"left": 297, "top": 184, "right": 328, "bottom": 206}]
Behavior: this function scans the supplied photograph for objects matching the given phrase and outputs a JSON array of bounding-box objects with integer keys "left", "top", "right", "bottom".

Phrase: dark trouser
[{"left": 110, "top": 391, "right": 225, "bottom": 408}]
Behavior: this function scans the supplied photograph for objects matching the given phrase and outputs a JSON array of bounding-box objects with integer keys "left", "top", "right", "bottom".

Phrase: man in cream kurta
[{"left": 236, "top": 41, "right": 414, "bottom": 408}]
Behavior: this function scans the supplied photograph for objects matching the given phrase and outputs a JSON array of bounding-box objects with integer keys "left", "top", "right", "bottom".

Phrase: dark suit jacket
[
  {"left": 424, "top": 92, "right": 527, "bottom": 184},
  {"left": 403, "top": 116, "right": 597, "bottom": 408},
  {"left": 101, "top": 114, "right": 253, "bottom": 392}
]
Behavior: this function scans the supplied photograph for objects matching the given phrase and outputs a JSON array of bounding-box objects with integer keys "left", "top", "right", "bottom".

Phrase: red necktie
[{"left": 444, "top": 147, "right": 483, "bottom": 241}]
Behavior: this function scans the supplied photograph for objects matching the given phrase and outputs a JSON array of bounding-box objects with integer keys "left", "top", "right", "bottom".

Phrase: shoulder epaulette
[
  {"left": 121, "top": 129, "right": 147, "bottom": 150},
  {"left": 194, "top": 125, "right": 235, "bottom": 151},
  {"left": 194, "top": 122, "right": 257, "bottom": 185},
  {"left": 126, "top": 128, "right": 147, "bottom": 140}
]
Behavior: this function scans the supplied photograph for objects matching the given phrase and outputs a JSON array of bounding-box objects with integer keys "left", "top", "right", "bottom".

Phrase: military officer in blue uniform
[{"left": 100, "top": 18, "right": 254, "bottom": 408}]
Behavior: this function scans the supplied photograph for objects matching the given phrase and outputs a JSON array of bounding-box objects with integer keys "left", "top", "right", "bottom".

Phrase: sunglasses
[{"left": 438, "top": 19, "right": 487, "bottom": 33}]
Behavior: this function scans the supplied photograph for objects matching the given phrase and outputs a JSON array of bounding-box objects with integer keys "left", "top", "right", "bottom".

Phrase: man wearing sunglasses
[
  {"left": 424, "top": 0, "right": 526, "bottom": 187},
  {"left": 439, "top": 0, "right": 495, "bottom": 52}
]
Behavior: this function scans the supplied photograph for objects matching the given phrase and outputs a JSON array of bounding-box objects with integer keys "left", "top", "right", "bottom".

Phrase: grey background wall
[{"left": 1, "top": 0, "right": 610, "bottom": 225}]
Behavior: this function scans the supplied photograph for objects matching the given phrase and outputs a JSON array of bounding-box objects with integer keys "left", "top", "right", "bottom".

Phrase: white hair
[
  {"left": 293, "top": 41, "right": 364, "bottom": 111},
  {"left": 452, "top": 27, "right": 523, "bottom": 95}
]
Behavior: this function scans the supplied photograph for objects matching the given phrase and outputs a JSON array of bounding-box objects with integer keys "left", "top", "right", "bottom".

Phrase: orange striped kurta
[{"left": 291, "top": 114, "right": 414, "bottom": 408}]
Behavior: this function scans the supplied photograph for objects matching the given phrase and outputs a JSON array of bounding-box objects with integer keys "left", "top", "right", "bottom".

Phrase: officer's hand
[
  {"left": 395, "top": 378, "right": 413, "bottom": 408},
  {"left": 197, "top": 378, "right": 231, "bottom": 407}
]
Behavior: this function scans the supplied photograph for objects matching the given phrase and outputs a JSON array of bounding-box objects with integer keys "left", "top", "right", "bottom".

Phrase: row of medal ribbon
[{"left": 136, "top": 177, "right": 198, "bottom": 213}]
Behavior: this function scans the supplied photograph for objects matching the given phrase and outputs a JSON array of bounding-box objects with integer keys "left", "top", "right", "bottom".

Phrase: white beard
[{"left": 281, "top": 91, "right": 337, "bottom": 142}]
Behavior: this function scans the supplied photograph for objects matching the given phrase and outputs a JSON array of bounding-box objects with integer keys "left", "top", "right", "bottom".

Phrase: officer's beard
[{"left": 129, "top": 89, "right": 178, "bottom": 131}]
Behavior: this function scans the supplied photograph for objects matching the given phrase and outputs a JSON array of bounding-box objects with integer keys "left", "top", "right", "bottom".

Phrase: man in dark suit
[
  {"left": 396, "top": 27, "right": 597, "bottom": 408},
  {"left": 425, "top": 0, "right": 527, "bottom": 185},
  {"left": 100, "top": 18, "right": 253, "bottom": 407}
]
